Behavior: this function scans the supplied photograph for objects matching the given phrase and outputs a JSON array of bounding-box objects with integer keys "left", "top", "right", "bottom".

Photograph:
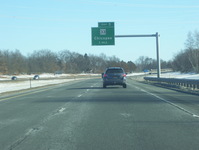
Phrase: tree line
[
  {"left": 0, "top": 49, "right": 138, "bottom": 74},
  {"left": 0, "top": 31, "right": 198, "bottom": 75},
  {"left": 0, "top": 48, "right": 172, "bottom": 75}
]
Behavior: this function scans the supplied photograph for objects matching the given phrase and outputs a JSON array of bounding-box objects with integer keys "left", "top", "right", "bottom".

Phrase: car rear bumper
[{"left": 103, "top": 79, "right": 126, "bottom": 85}]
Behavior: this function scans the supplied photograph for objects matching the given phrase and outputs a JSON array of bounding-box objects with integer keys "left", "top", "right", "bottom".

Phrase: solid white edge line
[{"left": 134, "top": 86, "right": 199, "bottom": 118}]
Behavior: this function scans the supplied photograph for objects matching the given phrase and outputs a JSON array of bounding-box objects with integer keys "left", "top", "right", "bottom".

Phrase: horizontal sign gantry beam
[{"left": 115, "top": 34, "right": 157, "bottom": 38}]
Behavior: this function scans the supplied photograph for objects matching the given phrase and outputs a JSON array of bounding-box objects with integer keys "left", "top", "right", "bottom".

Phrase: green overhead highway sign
[
  {"left": 98, "top": 22, "right": 114, "bottom": 28},
  {"left": 91, "top": 22, "right": 115, "bottom": 46}
]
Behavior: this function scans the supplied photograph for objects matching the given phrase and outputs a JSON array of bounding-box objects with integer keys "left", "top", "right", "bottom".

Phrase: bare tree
[
  {"left": 28, "top": 49, "right": 59, "bottom": 73},
  {"left": 184, "top": 31, "right": 199, "bottom": 73},
  {"left": 0, "top": 49, "right": 27, "bottom": 74}
]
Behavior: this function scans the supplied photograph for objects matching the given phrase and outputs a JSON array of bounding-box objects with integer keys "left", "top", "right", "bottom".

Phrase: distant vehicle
[
  {"left": 11, "top": 76, "right": 17, "bottom": 80},
  {"left": 102, "top": 67, "right": 127, "bottom": 88},
  {"left": 143, "top": 69, "right": 149, "bottom": 73},
  {"left": 33, "top": 75, "right": 40, "bottom": 80}
]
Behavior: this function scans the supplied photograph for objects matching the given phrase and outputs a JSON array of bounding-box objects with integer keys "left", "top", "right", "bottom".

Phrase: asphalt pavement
[{"left": 0, "top": 78, "right": 199, "bottom": 150}]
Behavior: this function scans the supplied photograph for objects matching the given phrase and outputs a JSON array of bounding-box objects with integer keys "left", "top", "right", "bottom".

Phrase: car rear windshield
[{"left": 106, "top": 69, "right": 124, "bottom": 74}]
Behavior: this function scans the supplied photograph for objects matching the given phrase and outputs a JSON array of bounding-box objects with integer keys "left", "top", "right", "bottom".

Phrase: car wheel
[{"left": 123, "top": 84, "right": 127, "bottom": 88}]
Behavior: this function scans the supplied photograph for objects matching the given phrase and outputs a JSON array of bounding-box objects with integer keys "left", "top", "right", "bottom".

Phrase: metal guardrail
[{"left": 144, "top": 77, "right": 199, "bottom": 90}]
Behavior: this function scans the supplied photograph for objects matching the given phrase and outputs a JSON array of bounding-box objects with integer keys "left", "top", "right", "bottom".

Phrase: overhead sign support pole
[
  {"left": 156, "top": 32, "right": 160, "bottom": 78},
  {"left": 115, "top": 33, "right": 161, "bottom": 78}
]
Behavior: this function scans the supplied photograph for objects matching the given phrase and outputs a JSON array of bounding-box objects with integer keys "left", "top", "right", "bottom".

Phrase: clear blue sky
[{"left": 1, "top": 0, "right": 199, "bottom": 62}]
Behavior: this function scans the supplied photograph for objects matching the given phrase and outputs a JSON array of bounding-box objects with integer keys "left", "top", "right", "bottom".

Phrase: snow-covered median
[
  {"left": 127, "top": 72, "right": 199, "bottom": 79},
  {"left": 0, "top": 73, "right": 99, "bottom": 94},
  {"left": 159, "top": 72, "right": 199, "bottom": 80},
  {"left": 0, "top": 79, "right": 78, "bottom": 94}
]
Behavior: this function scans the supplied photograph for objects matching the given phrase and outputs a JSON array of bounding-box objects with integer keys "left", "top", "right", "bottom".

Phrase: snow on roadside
[
  {"left": 0, "top": 78, "right": 82, "bottom": 94},
  {"left": 0, "top": 73, "right": 98, "bottom": 94},
  {"left": 127, "top": 72, "right": 199, "bottom": 80},
  {"left": 160, "top": 72, "right": 199, "bottom": 79},
  {"left": 127, "top": 72, "right": 146, "bottom": 76},
  {"left": 0, "top": 73, "right": 99, "bottom": 81}
]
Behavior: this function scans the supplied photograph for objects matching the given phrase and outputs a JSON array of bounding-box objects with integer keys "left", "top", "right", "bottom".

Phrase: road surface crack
[{"left": 8, "top": 127, "right": 41, "bottom": 150}]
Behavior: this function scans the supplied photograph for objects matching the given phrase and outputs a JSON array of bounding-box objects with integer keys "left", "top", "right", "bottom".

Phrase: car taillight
[
  {"left": 122, "top": 74, "right": 126, "bottom": 77},
  {"left": 103, "top": 74, "right": 107, "bottom": 77}
]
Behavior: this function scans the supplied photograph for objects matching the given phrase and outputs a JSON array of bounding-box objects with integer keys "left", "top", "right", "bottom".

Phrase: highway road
[{"left": 0, "top": 78, "right": 199, "bottom": 150}]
